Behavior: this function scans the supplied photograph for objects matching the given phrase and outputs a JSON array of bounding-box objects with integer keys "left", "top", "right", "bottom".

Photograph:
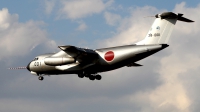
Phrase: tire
[
  {"left": 95, "top": 75, "right": 102, "bottom": 80},
  {"left": 89, "top": 75, "right": 95, "bottom": 80},
  {"left": 78, "top": 74, "right": 84, "bottom": 78},
  {"left": 38, "top": 76, "right": 44, "bottom": 80},
  {"left": 84, "top": 74, "right": 90, "bottom": 78}
]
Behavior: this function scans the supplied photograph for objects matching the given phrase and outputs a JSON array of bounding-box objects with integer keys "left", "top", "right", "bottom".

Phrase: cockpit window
[{"left": 33, "top": 57, "right": 39, "bottom": 61}]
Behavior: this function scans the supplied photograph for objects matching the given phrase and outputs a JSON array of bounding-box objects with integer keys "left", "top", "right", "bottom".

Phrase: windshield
[{"left": 33, "top": 57, "right": 39, "bottom": 61}]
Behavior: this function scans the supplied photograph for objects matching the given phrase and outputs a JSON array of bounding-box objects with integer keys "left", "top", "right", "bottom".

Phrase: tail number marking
[{"left": 148, "top": 33, "right": 160, "bottom": 37}]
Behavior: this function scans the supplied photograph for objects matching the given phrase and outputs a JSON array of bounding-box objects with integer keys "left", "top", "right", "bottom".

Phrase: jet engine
[{"left": 44, "top": 57, "right": 75, "bottom": 66}]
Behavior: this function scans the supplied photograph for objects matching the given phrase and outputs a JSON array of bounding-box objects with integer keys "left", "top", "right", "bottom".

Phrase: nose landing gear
[
  {"left": 38, "top": 76, "right": 44, "bottom": 81},
  {"left": 37, "top": 74, "right": 44, "bottom": 81}
]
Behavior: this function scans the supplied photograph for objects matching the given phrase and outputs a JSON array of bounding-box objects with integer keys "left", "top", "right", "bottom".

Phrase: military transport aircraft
[{"left": 9, "top": 12, "right": 194, "bottom": 81}]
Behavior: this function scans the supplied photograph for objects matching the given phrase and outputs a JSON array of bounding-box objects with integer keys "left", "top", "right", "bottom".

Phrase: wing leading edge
[{"left": 58, "top": 45, "right": 98, "bottom": 63}]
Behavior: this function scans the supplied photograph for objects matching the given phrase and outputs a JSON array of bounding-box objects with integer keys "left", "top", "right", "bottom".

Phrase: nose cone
[{"left": 26, "top": 62, "right": 31, "bottom": 71}]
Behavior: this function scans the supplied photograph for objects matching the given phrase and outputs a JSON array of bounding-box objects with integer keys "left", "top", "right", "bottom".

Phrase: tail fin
[{"left": 136, "top": 12, "right": 194, "bottom": 45}]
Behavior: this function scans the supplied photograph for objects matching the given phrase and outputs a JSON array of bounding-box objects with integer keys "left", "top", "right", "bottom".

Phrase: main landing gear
[
  {"left": 88, "top": 75, "right": 101, "bottom": 81},
  {"left": 78, "top": 73, "right": 102, "bottom": 81}
]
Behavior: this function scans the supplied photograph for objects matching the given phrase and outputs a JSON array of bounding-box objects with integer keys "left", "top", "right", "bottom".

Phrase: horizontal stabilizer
[
  {"left": 136, "top": 12, "right": 194, "bottom": 45},
  {"left": 178, "top": 16, "right": 194, "bottom": 22},
  {"left": 127, "top": 63, "right": 142, "bottom": 67},
  {"left": 155, "top": 12, "right": 194, "bottom": 22}
]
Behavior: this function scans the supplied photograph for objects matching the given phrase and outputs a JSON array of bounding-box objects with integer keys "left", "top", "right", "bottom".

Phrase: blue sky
[
  {"left": 0, "top": 0, "right": 199, "bottom": 47},
  {"left": 1, "top": 0, "right": 200, "bottom": 112}
]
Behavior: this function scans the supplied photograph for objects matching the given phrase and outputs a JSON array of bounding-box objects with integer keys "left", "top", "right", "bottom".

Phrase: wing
[{"left": 58, "top": 45, "right": 98, "bottom": 63}]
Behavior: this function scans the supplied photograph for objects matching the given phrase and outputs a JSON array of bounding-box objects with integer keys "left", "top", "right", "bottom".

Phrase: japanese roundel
[{"left": 104, "top": 51, "right": 115, "bottom": 61}]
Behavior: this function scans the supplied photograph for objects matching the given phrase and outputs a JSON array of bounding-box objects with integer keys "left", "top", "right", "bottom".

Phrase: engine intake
[{"left": 44, "top": 57, "right": 75, "bottom": 66}]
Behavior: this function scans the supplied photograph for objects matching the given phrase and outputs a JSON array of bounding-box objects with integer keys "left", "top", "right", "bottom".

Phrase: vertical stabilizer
[{"left": 136, "top": 12, "right": 194, "bottom": 45}]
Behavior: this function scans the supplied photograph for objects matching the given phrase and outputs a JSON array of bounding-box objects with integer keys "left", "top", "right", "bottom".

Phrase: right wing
[{"left": 58, "top": 45, "right": 98, "bottom": 63}]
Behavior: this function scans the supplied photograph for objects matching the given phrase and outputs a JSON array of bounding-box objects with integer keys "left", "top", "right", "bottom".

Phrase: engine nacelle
[{"left": 44, "top": 57, "right": 75, "bottom": 66}]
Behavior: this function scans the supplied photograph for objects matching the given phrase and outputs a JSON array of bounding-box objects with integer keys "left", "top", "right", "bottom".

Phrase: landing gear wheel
[
  {"left": 89, "top": 75, "right": 95, "bottom": 81},
  {"left": 95, "top": 75, "right": 102, "bottom": 80},
  {"left": 84, "top": 74, "right": 90, "bottom": 78},
  {"left": 38, "top": 76, "right": 44, "bottom": 81},
  {"left": 78, "top": 74, "right": 84, "bottom": 78}
]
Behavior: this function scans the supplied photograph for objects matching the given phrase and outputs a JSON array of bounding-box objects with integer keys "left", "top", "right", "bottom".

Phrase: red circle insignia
[{"left": 104, "top": 51, "right": 114, "bottom": 61}]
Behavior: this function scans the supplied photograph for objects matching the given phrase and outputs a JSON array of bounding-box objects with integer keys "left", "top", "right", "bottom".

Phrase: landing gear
[
  {"left": 89, "top": 75, "right": 95, "bottom": 80},
  {"left": 77, "top": 72, "right": 102, "bottom": 81},
  {"left": 78, "top": 73, "right": 84, "bottom": 78},
  {"left": 89, "top": 75, "right": 102, "bottom": 81},
  {"left": 84, "top": 74, "right": 90, "bottom": 78},
  {"left": 95, "top": 75, "right": 102, "bottom": 80},
  {"left": 38, "top": 76, "right": 44, "bottom": 81}
]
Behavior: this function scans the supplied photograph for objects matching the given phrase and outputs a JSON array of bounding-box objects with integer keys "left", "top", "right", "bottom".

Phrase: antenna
[
  {"left": 144, "top": 16, "right": 155, "bottom": 18},
  {"left": 8, "top": 67, "right": 27, "bottom": 70}
]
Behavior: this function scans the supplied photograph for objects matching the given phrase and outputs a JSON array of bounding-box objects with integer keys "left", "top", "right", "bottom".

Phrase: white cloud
[
  {"left": 104, "top": 11, "right": 121, "bottom": 26},
  {"left": 76, "top": 21, "right": 87, "bottom": 31},
  {"left": 99, "top": 6, "right": 159, "bottom": 47},
  {"left": 0, "top": 8, "right": 18, "bottom": 30},
  {"left": 128, "top": 53, "right": 200, "bottom": 112},
  {"left": 0, "top": 8, "right": 56, "bottom": 60},
  {"left": 96, "top": 2, "right": 200, "bottom": 112},
  {"left": 58, "top": 0, "right": 113, "bottom": 19},
  {"left": 1, "top": 2, "right": 200, "bottom": 112},
  {"left": 44, "top": 0, "right": 55, "bottom": 14}
]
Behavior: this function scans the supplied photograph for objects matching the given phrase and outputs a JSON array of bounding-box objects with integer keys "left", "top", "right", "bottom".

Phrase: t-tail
[{"left": 136, "top": 12, "right": 194, "bottom": 45}]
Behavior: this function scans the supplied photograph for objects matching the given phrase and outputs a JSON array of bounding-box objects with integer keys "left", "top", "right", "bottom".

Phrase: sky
[{"left": 0, "top": 0, "right": 200, "bottom": 112}]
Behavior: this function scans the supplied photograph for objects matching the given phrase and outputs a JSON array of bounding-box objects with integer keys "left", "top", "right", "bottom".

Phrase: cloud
[
  {"left": 0, "top": 8, "right": 56, "bottom": 61},
  {"left": 96, "top": 2, "right": 200, "bottom": 112},
  {"left": 0, "top": 8, "right": 18, "bottom": 30},
  {"left": 76, "top": 21, "right": 87, "bottom": 31},
  {"left": 104, "top": 11, "right": 121, "bottom": 26},
  {"left": 58, "top": 0, "right": 113, "bottom": 19},
  {"left": 1, "top": 2, "right": 200, "bottom": 112},
  {"left": 44, "top": 0, "right": 55, "bottom": 14},
  {"left": 99, "top": 6, "right": 160, "bottom": 47}
]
